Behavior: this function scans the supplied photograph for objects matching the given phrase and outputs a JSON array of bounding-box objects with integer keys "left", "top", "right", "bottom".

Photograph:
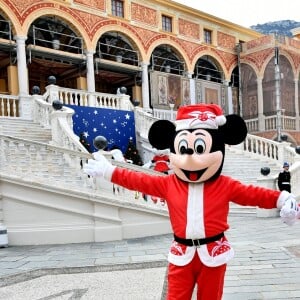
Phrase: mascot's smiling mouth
[{"left": 182, "top": 168, "right": 208, "bottom": 181}]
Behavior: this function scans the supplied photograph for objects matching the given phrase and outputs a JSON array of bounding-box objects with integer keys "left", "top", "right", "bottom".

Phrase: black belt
[{"left": 174, "top": 232, "right": 224, "bottom": 247}]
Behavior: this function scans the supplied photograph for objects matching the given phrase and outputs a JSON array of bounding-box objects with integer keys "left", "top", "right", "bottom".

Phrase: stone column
[
  {"left": 141, "top": 62, "right": 150, "bottom": 110},
  {"left": 15, "top": 35, "right": 32, "bottom": 119},
  {"left": 15, "top": 36, "right": 29, "bottom": 96},
  {"left": 86, "top": 50, "right": 95, "bottom": 93},
  {"left": 85, "top": 50, "right": 96, "bottom": 106},
  {"left": 257, "top": 77, "right": 265, "bottom": 131}
]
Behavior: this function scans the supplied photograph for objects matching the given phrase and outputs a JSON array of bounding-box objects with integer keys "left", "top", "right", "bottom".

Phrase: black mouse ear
[
  {"left": 220, "top": 114, "right": 248, "bottom": 145},
  {"left": 148, "top": 120, "right": 176, "bottom": 150}
]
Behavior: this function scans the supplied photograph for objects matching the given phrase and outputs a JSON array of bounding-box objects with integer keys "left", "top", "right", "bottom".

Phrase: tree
[
  {"left": 124, "top": 138, "right": 143, "bottom": 166},
  {"left": 79, "top": 133, "right": 91, "bottom": 152}
]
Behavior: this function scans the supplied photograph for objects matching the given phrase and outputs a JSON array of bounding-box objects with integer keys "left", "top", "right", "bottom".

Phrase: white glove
[
  {"left": 280, "top": 196, "right": 300, "bottom": 226},
  {"left": 83, "top": 152, "right": 115, "bottom": 179},
  {"left": 110, "top": 149, "right": 125, "bottom": 162}
]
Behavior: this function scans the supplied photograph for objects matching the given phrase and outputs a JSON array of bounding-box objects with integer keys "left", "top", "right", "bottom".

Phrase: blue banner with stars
[{"left": 67, "top": 105, "right": 136, "bottom": 153}]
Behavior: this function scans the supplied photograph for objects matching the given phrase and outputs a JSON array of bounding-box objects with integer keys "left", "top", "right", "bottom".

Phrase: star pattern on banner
[{"left": 67, "top": 105, "right": 136, "bottom": 153}]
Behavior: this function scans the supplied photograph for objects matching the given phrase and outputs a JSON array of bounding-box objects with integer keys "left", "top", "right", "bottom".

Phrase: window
[
  {"left": 162, "top": 15, "right": 172, "bottom": 32},
  {"left": 112, "top": 0, "right": 124, "bottom": 17},
  {"left": 204, "top": 29, "right": 212, "bottom": 44}
]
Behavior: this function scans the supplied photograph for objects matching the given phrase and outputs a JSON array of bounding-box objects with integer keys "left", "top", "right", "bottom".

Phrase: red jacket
[
  {"left": 111, "top": 168, "right": 285, "bottom": 266},
  {"left": 152, "top": 154, "right": 170, "bottom": 173}
]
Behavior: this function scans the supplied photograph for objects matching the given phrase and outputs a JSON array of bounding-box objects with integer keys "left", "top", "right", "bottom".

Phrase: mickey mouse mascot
[{"left": 84, "top": 104, "right": 299, "bottom": 300}]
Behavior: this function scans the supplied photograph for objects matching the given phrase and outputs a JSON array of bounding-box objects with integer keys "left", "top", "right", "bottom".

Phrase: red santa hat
[{"left": 175, "top": 104, "right": 226, "bottom": 131}]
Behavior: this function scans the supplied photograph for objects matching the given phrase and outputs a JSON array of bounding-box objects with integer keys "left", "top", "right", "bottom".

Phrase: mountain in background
[{"left": 250, "top": 20, "right": 300, "bottom": 37}]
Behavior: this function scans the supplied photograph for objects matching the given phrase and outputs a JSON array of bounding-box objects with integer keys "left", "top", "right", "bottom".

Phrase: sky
[{"left": 173, "top": 0, "right": 300, "bottom": 28}]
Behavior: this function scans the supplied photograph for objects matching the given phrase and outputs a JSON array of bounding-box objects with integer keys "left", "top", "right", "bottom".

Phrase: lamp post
[
  {"left": 274, "top": 41, "right": 282, "bottom": 142},
  {"left": 236, "top": 43, "right": 243, "bottom": 117}
]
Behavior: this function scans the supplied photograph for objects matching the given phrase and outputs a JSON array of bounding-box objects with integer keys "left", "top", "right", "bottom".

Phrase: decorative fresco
[
  {"left": 60, "top": 6, "right": 106, "bottom": 39},
  {"left": 205, "top": 87, "right": 218, "bottom": 104},
  {"left": 5, "top": 1, "right": 53, "bottom": 24},
  {"left": 158, "top": 75, "right": 168, "bottom": 105},
  {"left": 151, "top": 72, "right": 182, "bottom": 108},
  {"left": 2, "top": 0, "right": 300, "bottom": 141},
  {"left": 289, "top": 38, "right": 300, "bottom": 50},
  {"left": 217, "top": 32, "right": 236, "bottom": 50},
  {"left": 246, "top": 35, "right": 273, "bottom": 50},
  {"left": 3, "top": 0, "right": 243, "bottom": 71},
  {"left": 178, "top": 18, "right": 199, "bottom": 40},
  {"left": 195, "top": 79, "right": 223, "bottom": 107},
  {"left": 74, "top": 0, "right": 105, "bottom": 11},
  {"left": 182, "top": 79, "right": 190, "bottom": 106},
  {"left": 131, "top": 3, "right": 157, "bottom": 27},
  {"left": 242, "top": 48, "right": 273, "bottom": 73},
  {"left": 168, "top": 75, "right": 181, "bottom": 107}
]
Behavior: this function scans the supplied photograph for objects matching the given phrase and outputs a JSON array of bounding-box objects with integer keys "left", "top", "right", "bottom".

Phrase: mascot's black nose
[{"left": 182, "top": 148, "right": 194, "bottom": 155}]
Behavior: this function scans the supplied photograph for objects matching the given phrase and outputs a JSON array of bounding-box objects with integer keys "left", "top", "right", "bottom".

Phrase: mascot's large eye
[
  {"left": 194, "top": 138, "right": 206, "bottom": 154},
  {"left": 178, "top": 140, "right": 188, "bottom": 154}
]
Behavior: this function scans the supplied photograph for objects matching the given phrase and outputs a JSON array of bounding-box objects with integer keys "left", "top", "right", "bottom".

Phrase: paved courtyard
[{"left": 0, "top": 213, "right": 300, "bottom": 299}]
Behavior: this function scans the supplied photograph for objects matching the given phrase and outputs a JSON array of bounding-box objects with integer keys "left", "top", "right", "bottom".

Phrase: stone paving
[{"left": 0, "top": 214, "right": 300, "bottom": 299}]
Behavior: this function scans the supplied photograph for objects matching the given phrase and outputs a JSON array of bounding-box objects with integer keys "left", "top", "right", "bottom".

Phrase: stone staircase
[
  {"left": 0, "top": 118, "right": 281, "bottom": 202},
  {"left": 0, "top": 117, "right": 283, "bottom": 245},
  {"left": 223, "top": 146, "right": 280, "bottom": 184},
  {"left": 0, "top": 118, "right": 52, "bottom": 143},
  {"left": 0, "top": 118, "right": 280, "bottom": 186},
  {"left": 223, "top": 146, "right": 281, "bottom": 214},
  {"left": 0, "top": 118, "right": 172, "bottom": 245}
]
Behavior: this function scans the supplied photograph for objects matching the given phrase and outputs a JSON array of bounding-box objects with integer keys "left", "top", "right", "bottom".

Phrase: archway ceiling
[
  {"left": 29, "top": 58, "right": 80, "bottom": 78},
  {"left": 96, "top": 70, "right": 133, "bottom": 85}
]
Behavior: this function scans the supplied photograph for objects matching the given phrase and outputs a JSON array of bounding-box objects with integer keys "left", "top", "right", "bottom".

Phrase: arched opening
[
  {"left": 263, "top": 55, "right": 295, "bottom": 116},
  {"left": 26, "top": 16, "right": 85, "bottom": 93},
  {"left": 194, "top": 55, "right": 223, "bottom": 83},
  {"left": 241, "top": 63, "right": 258, "bottom": 120},
  {"left": 150, "top": 44, "right": 185, "bottom": 75},
  {"left": 95, "top": 31, "right": 142, "bottom": 99},
  {"left": 0, "top": 13, "right": 15, "bottom": 95},
  {"left": 149, "top": 44, "right": 186, "bottom": 109},
  {"left": 193, "top": 55, "right": 225, "bottom": 105}
]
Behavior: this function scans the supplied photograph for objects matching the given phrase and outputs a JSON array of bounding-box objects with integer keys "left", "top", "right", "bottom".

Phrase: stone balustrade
[
  {"left": 0, "top": 133, "right": 166, "bottom": 207},
  {"left": 45, "top": 85, "right": 133, "bottom": 111},
  {"left": 237, "top": 134, "right": 300, "bottom": 196},
  {"left": 0, "top": 94, "right": 19, "bottom": 117}
]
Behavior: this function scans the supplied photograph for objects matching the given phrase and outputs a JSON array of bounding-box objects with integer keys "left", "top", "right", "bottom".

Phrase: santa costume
[{"left": 84, "top": 104, "right": 299, "bottom": 299}]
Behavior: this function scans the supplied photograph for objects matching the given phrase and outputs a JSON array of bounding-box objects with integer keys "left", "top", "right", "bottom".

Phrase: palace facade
[{"left": 1, "top": 0, "right": 300, "bottom": 143}]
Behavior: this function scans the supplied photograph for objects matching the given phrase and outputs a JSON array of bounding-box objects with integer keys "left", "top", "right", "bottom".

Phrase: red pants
[{"left": 167, "top": 253, "right": 226, "bottom": 300}]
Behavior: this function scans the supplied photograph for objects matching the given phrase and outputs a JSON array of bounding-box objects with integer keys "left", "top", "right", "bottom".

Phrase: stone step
[{"left": 0, "top": 118, "right": 52, "bottom": 143}]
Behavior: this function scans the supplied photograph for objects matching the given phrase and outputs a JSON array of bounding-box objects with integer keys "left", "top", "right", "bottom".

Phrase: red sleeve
[
  {"left": 111, "top": 167, "right": 169, "bottom": 198},
  {"left": 223, "top": 176, "right": 281, "bottom": 209}
]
